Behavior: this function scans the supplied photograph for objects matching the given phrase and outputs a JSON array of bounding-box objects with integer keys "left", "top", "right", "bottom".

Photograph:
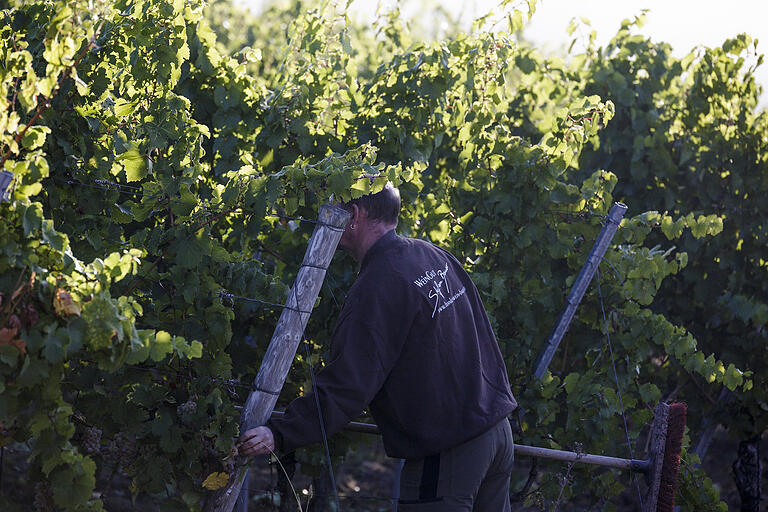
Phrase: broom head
[{"left": 655, "top": 401, "right": 687, "bottom": 512}]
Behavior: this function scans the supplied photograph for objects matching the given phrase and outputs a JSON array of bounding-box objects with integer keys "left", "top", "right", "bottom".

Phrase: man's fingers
[
  {"left": 239, "top": 438, "right": 271, "bottom": 456},
  {"left": 238, "top": 434, "right": 264, "bottom": 449},
  {"left": 240, "top": 436, "right": 268, "bottom": 451},
  {"left": 237, "top": 426, "right": 264, "bottom": 443},
  {"left": 237, "top": 426, "right": 275, "bottom": 456}
]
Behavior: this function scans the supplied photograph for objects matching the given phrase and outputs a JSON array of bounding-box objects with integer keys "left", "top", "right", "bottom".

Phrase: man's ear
[
  {"left": 353, "top": 204, "right": 368, "bottom": 222},
  {"left": 349, "top": 204, "right": 360, "bottom": 227}
]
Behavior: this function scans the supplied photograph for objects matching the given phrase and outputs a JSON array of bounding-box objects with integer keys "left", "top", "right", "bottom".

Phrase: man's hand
[{"left": 237, "top": 426, "right": 275, "bottom": 456}]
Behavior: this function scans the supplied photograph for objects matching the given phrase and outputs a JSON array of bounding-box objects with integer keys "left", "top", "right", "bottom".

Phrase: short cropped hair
[{"left": 342, "top": 182, "right": 400, "bottom": 225}]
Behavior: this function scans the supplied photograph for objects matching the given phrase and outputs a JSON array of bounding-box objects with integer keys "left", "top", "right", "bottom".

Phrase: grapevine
[{"left": 0, "top": 0, "right": 763, "bottom": 511}]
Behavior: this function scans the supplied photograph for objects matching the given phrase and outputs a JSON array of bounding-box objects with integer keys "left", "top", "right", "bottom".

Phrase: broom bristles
[{"left": 656, "top": 402, "right": 687, "bottom": 512}]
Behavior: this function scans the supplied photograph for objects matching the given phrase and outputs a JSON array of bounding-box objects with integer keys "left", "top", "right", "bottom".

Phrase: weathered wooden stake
[{"left": 205, "top": 204, "right": 350, "bottom": 512}]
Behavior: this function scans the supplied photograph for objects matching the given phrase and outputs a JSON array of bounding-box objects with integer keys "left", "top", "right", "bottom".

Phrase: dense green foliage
[
  {"left": 0, "top": 0, "right": 763, "bottom": 510},
  {"left": 578, "top": 19, "right": 768, "bottom": 441},
  {"left": 507, "top": 12, "right": 768, "bottom": 506}
]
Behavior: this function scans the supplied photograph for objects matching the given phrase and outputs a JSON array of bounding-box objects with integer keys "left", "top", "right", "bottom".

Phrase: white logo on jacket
[{"left": 413, "top": 262, "right": 466, "bottom": 317}]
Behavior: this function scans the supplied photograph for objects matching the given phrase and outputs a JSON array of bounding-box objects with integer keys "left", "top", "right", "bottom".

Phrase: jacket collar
[{"left": 360, "top": 229, "right": 397, "bottom": 272}]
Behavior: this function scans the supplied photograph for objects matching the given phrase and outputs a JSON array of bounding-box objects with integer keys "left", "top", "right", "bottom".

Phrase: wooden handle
[
  {"left": 513, "top": 444, "right": 650, "bottom": 473},
  {"left": 309, "top": 413, "right": 652, "bottom": 473}
]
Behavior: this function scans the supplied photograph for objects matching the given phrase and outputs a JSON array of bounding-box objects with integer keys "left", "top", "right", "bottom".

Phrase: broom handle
[
  {"left": 513, "top": 444, "right": 650, "bottom": 472},
  {"left": 268, "top": 412, "right": 651, "bottom": 472}
]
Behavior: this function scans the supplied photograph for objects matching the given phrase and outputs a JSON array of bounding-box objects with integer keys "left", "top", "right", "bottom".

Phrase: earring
[{"left": 350, "top": 223, "right": 356, "bottom": 230}]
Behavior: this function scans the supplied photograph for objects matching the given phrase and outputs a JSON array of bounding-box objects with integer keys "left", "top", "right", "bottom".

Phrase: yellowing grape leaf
[
  {"left": 0, "top": 327, "right": 25, "bottom": 355},
  {"left": 8, "top": 338, "right": 26, "bottom": 355},
  {"left": 0, "top": 327, "right": 16, "bottom": 344},
  {"left": 53, "top": 289, "right": 81, "bottom": 317},
  {"left": 202, "top": 472, "right": 229, "bottom": 491}
]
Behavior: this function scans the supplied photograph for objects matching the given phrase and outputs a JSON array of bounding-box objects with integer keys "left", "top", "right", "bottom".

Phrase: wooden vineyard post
[
  {"left": 206, "top": 204, "right": 350, "bottom": 512},
  {"left": 532, "top": 202, "right": 628, "bottom": 379}
]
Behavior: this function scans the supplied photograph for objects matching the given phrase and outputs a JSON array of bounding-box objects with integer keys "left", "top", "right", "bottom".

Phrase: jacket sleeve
[{"left": 267, "top": 270, "right": 414, "bottom": 453}]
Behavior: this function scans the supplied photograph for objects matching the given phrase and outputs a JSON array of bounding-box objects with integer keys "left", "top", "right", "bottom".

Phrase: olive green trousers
[{"left": 397, "top": 419, "right": 515, "bottom": 511}]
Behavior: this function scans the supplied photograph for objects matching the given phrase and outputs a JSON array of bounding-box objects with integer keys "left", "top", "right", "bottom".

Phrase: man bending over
[{"left": 239, "top": 183, "right": 517, "bottom": 511}]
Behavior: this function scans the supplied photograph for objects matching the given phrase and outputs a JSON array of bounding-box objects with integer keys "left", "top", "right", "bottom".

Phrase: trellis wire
[
  {"left": 224, "top": 278, "right": 344, "bottom": 509},
  {"left": 533, "top": 202, "right": 628, "bottom": 380},
  {"left": 126, "top": 294, "right": 344, "bottom": 507},
  {"left": 544, "top": 208, "right": 608, "bottom": 221},
  {"left": 224, "top": 258, "right": 342, "bottom": 508},
  {"left": 255, "top": 446, "right": 304, "bottom": 512},
  {"left": 596, "top": 266, "right": 644, "bottom": 508},
  {"left": 220, "top": 263, "right": 340, "bottom": 316},
  {"left": 49, "top": 174, "right": 648, "bottom": 508},
  {"left": 51, "top": 177, "right": 612, "bottom": 235},
  {"left": 601, "top": 255, "right": 625, "bottom": 285},
  {"left": 50, "top": 176, "right": 344, "bottom": 230},
  {"left": 122, "top": 363, "right": 281, "bottom": 397},
  {"left": 58, "top": 172, "right": 590, "bottom": 328},
  {"left": 323, "top": 272, "right": 344, "bottom": 308},
  {"left": 210, "top": 276, "right": 343, "bottom": 506},
  {"left": 248, "top": 486, "right": 392, "bottom": 504},
  {"left": 303, "top": 340, "right": 341, "bottom": 511},
  {"left": 219, "top": 290, "right": 313, "bottom": 316},
  {"left": 119, "top": 362, "right": 376, "bottom": 506},
  {"left": 52, "top": 176, "right": 170, "bottom": 202}
]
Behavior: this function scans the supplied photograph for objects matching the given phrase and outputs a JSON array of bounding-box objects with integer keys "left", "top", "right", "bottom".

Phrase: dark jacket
[{"left": 268, "top": 230, "right": 517, "bottom": 459}]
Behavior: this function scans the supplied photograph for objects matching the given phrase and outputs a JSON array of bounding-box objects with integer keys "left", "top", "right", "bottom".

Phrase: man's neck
[{"left": 353, "top": 224, "right": 395, "bottom": 263}]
